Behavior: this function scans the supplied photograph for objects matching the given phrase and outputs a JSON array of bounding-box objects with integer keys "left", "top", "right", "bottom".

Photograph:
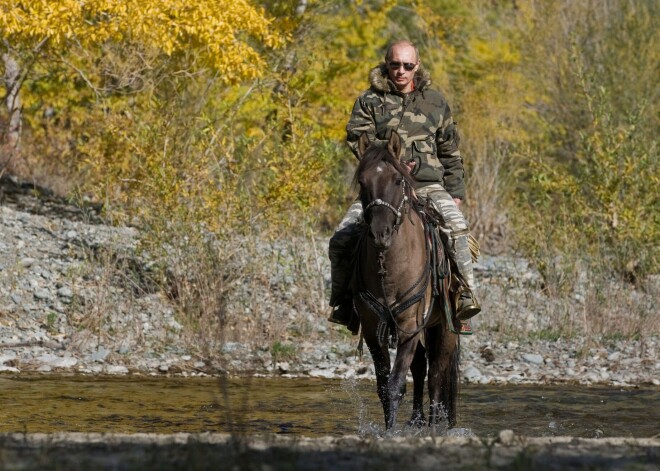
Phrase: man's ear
[{"left": 358, "top": 133, "right": 370, "bottom": 159}]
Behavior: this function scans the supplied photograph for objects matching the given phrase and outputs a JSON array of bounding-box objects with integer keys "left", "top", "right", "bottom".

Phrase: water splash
[{"left": 340, "top": 377, "right": 384, "bottom": 437}]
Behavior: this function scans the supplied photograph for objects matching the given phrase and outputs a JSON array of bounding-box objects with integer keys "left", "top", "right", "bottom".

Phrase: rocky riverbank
[
  {"left": 1, "top": 432, "right": 658, "bottom": 471},
  {"left": 0, "top": 178, "right": 658, "bottom": 387}
]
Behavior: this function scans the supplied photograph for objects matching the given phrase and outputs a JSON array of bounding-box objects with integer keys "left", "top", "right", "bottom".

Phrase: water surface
[{"left": 0, "top": 376, "right": 657, "bottom": 438}]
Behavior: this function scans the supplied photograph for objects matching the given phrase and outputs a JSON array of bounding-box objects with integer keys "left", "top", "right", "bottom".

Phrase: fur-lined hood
[{"left": 368, "top": 63, "right": 432, "bottom": 94}]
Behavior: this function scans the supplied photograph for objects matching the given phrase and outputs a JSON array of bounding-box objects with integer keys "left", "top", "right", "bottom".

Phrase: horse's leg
[
  {"left": 365, "top": 337, "right": 391, "bottom": 427},
  {"left": 385, "top": 334, "right": 419, "bottom": 430},
  {"left": 408, "top": 341, "right": 427, "bottom": 427},
  {"left": 427, "top": 325, "right": 460, "bottom": 428}
]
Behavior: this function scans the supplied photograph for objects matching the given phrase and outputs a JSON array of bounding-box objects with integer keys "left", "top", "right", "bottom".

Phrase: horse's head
[{"left": 355, "top": 132, "right": 414, "bottom": 249}]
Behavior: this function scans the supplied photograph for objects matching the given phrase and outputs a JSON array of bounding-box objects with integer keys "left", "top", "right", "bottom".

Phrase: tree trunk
[
  {"left": 296, "top": 0, "right": 307, "bottom": 16},
  {"left": 1, "top": 52, "right": 22, "bottom": 172}
]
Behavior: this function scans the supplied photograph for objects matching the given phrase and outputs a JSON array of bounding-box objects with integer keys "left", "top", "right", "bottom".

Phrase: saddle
[{"left": 419, "top": 196, "right": 477, "bottom": 336}]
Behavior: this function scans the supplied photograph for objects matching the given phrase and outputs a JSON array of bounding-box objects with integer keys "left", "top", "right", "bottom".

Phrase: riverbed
[{"left": 1, "top": 376, "right": 658, "bottom": 439}]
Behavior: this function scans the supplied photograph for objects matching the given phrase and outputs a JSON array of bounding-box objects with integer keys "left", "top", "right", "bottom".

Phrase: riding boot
[
  {"left": 328, "top": 219, "right": 361, "bottom": 335},
  {"left": 450, "top": 229, "right": 481, "bottom": 321},
  {"left": 328, "top": 259, "right": 359, "bottom": 335}
]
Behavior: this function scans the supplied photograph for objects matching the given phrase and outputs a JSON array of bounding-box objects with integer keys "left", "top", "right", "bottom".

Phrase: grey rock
[
  {"left": 607, "top": 351, "right": 622, "bottom": 361},
  {"left": 0, "top": 354, "right": 17, "bottom": 365},
  {"left": 106, "top": 365, "right": 129, "bottom": 375},
  {"left": 463, "top": 365, "right": 482, "bottom": 381},
  {"left": 308, "top": 368, "right": 334, "bottom": 379},
  {"left": 33, "top": 289, "right": 52, "bottom": 301},
  {"left": 89, "top": 347, "right": 110, "bottom": 362},
  {"left": 522, "top": 353, "right": 544, "bottom": 365},
  {"left": 36, "top": 354, "right": 77, "bottom": 369},
  {"left": 56, "top": 286, "right": 73, "bottom": 298},
  {"left": 499, "top": 429, "right": 515, "bottom": 445},
  {"left": 20, "top": 257, "right": 37, "bottom": 268}
]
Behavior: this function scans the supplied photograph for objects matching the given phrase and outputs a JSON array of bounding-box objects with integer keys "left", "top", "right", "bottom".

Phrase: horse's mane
[{"left": 352, "top": 142, "right": 416, "bottom": 190}]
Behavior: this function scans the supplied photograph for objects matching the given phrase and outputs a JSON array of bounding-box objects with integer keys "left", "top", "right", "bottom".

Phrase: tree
[{"left": 0, "top": 0, "right": 283, "bottom": 170}]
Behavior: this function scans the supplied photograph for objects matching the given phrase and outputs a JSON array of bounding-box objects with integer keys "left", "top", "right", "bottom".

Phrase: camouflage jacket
[{"left": 346, "top": 64, "right": 465, "bottom": 199}]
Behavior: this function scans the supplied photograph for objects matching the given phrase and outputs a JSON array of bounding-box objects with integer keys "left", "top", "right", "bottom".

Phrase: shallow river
[{"left": 0, "top": 376, "right": 657, "bottom": 438}]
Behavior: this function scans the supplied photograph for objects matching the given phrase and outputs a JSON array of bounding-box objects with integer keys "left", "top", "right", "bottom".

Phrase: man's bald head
[{"left": 385, "top": 40, "right": 420, "bottom": 63}]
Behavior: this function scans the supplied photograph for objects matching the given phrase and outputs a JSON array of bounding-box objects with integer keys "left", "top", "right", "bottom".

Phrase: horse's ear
[
  {"left": 358, "top": 133, "right": 370, "bottom": 159},
  {"left": 387, "top": 131, "right": 402, "bottom": 159}
]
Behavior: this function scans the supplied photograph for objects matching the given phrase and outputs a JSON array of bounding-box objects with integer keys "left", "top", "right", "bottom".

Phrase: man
[{"left": 328, "top": 40, "right": 480, "bottom": 334}]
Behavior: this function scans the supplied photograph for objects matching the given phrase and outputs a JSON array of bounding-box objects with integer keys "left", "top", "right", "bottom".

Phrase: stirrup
[
  {"left": 328, "top": 305, "right": 351, "bottom": 325},
  {"left": 454, "top": 288, "right": 481, "bottom": 321}
]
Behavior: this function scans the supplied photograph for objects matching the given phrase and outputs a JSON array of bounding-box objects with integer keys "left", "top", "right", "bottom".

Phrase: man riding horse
[{"left": 329, "top": 39, "right": 481, "bottom": 333}]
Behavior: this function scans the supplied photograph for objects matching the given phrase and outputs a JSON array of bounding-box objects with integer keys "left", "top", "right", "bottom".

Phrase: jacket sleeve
[
  {"left": 346, "top": 95, "right": 375, "bottom": 159},
  {"left": 436, "top": 103, "right": 466, "bottom": 199}
]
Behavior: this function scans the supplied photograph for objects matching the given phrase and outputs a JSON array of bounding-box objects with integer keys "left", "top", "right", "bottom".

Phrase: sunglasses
[{"left": 388, "top": 61, "right": 417, "bottom": 71}]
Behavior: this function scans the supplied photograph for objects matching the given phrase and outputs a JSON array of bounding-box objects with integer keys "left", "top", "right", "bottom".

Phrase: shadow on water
[{"left": 0, "top": 375, "right": 658, "bottom": 438}]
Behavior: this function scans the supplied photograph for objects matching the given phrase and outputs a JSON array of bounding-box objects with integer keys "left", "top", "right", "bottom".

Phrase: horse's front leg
[
  {"left": 386, "top": 334, "right": 420, "bottom": 430},
  {"left": 408, "top": 341, "right": 427, "bottom": 427},
  {"left": 366, "top": 340, "right": 391, "bottom": 427}
]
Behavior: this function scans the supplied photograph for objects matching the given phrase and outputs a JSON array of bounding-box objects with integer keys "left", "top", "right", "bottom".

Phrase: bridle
[{"left": 363, "top": 178, "right": 409, "bottom": 228}]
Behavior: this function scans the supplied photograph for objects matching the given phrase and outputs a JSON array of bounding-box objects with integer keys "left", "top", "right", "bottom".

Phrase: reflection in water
[{"left": 0, "top": 376, "right": 657, "bottom": 438}]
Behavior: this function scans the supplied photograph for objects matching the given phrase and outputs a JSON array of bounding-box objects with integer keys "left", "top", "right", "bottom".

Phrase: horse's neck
[{"left": 397, "top": 210, "right": 425, "bottom": 248}]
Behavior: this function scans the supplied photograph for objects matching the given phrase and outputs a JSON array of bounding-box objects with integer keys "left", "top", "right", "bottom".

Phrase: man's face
[{"left": 387, "top": 45, "right": 419, "bottom": 93}]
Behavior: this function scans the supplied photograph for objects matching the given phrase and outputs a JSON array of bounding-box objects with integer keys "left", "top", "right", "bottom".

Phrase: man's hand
[
  {"left": 404, "top": 160, "right": 416, "bottom": 173},
  {"left": 453, "top": 198, "right": 462, "bottom": 208}
]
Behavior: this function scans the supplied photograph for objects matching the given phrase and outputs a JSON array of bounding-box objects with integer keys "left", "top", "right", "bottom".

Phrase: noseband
[{"left": 363, "top": 178, "right": 409, "bottom": 228}]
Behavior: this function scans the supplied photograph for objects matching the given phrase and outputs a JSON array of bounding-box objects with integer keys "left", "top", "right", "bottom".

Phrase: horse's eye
[{"left": 395, "top": 177, "right": 403, "bottom": 185}]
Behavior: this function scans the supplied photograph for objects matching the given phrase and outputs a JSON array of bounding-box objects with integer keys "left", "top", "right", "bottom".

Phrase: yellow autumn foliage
[{"left": 0, "top": 0, "right": 283, "bottom": 83}]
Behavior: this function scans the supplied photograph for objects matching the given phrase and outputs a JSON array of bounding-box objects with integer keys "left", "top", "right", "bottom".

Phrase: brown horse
[{"left": 352, "top": 131, "right": 460, "bottom": 431}]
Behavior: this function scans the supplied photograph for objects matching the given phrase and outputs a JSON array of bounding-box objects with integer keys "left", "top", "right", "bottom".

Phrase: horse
[{"left": 352, "top": 131, "right": 461, "bottom": 431}]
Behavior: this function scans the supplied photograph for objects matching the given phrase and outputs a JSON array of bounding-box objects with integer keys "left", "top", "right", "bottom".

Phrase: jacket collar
[{"left": 368, "top": 63, "right": 432, "bottom": 94}]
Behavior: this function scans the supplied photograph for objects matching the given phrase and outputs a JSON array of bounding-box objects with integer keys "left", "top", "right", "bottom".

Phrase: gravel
[{"left": 0, "top": 188, "right": 658, "bottom": 388}]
